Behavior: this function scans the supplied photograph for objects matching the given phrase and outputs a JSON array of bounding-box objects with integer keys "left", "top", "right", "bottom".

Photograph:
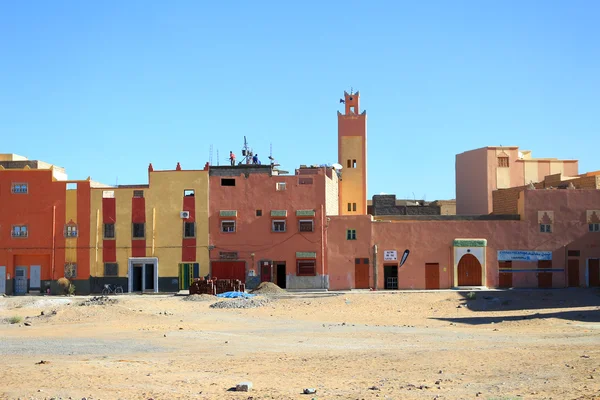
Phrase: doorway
[
  {"left": 260, "top": 261, "right": 272, "bottom": 283},
  {"left": 355, "top": 258, "right": 370, "bottom": 289},
  {"left": 588, "top": 259, "right": 599, "bottom": 287},
  {"left": 498, "top": 261, "right": 512, "bottom": 288},
  {"left": 384, "top": 264, "right": 398, "bottom": 290},
  {"left": 537, "top": 260, "right": 553, "bottom": 288},
  {"left": 567, "top": 259, "right": 579, "bottom": 287},
  {"left": 425, "top": 263, "right": 440, "bottom": 289},
  {"left": 276, "top": 262, "right": 286, "bottom": 288},
  {"left": 15, "top": 266, "right": 27, "bottom": 295},
  {"left": 0, "top": 266, "right": 5, "bottom": 295},
  {"left": 30, "top": 265, "right": 41, "bottom": 290},
  {"left": 128, "top": 257, "right": 159, "bottom": 293},
  {"left": 457, "top": 254, "right": 482, "bottom": 286}
]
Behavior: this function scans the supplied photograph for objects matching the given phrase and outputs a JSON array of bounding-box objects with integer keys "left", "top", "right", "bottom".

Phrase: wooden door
[
  {"left": 567, "top": 259, "right": 580, "bottom": 287},
  {"left": 261, "top": 262, "right": 272, "bottom": 283},
  {"left": 537, "top": 260, "right": 553, "bottom": 288},
  {"left": 589, "top": 259, "right": 600, "bottom": 287},
  {"left": 498, "top": 261, "right": 512, "bottom": 288},
  {"left": 355, "top": 258, "right": 370, "bottom": 289},
  {"left": 457, "top": 254, "right": 482, "bottom": 286},
  {"left": 425, "top": 263, "right": 440, "bottom": 289}
]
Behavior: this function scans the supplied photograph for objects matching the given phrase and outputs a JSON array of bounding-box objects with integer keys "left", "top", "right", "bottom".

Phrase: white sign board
[
  {"left": 498, "top": 250, "right": 552, "bottom": 262},
  {"left": 383, "top": 250, "right": 397, "bottom": 261}
]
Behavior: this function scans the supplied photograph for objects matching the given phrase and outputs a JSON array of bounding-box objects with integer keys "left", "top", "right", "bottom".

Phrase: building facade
[
  {"left": 208, "top": 164, "right": 339, "bottom": 290},
  {"left": 456, "top": 146, "right": 579, "bottom": 215}
]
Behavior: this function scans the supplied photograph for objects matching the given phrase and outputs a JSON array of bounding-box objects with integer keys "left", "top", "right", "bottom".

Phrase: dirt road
[{"left": 1, "top": 289, "right": 599, "bottom": 399}]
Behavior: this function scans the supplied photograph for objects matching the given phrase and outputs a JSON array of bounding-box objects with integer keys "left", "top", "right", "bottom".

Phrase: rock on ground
[{"left": 210, "top": 297, "right": 270, "bottom": 309}]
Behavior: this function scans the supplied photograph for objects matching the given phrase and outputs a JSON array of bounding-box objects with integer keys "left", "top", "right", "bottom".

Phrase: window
[
  {"left": 184, "top": 222, "right": 196, "bottom": 238},
  {"left": 498, "top": 156, "right": 509, "bottom": 168},
  {"left": 567, "top": 250, "right": 581, "bottom": 257},
  {"left": 256, "top": 209, "right": 262, "bottom": 217},
  {"left": 11, "top": 183, "right": 28, "bottom": 194},
  {"left": 184, "top": 189, "right": 195, "bottom": 197},
  {"left": 104, "top": 263, "right": 118, "bottom": 276},
  {"left": 132, "top": 223, "right": 145, "bottom": 238},
  {"left": 103, "top": 223, "right": 115, "bottom": 239},
  {"left": 133, "top": 190, "right": 144, "bottom": 198},
  {"left": 276, "top": 182, "right": 287, "bottom": 191},
  {"left": 540, "top": 224, "right": 552, "bottom": 233},
  {"left": 272, "top": 220, "right": 286, "bottom": 232},
  {"left": 221, "top": 220, "right": 236, "bottom": 233},
  {"left": 297, "top": 259, "right": 316, "bottom": 276},
  {"left": 347, "top": 203, "right": 352, "bottom": 212},
  {"left": 353, "top": 203, "right": 357, "bottom": 212},
  {"left": 347, "top": 159, "right": 352, "bottom": 168},
  {"left": 64, "top": 263, "right": 77, "bottom": 279},
  {"left": 221, "top": 178, "right": 236, "bottom": 186},
  {"left": 12, "top": 225, "right": 28, "bottom": 238},
  {"left": 299, "top": 220, "right": 314, "bottom": 232},
  {"left": 590, "top": 223, "right": 600, "bottom": 232},
  {"left": 352, "top": 159, "right": 357, "bottom": 168},
  {"left": 65, "top": 224, "right": 78, "bottom": 238},
  {"left": 347, "top": 229, "right": 357, "bottom": 240}
]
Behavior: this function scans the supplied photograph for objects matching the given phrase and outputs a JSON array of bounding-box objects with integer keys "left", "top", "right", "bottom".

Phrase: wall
[
  {"left": 209, "top": 168, "right": 328, "bottom": 289},
  {"left": 371, "top": 195, "right": 441, "bottom": 216},
  {"left": 324, "top": 168, "right": 339, "bottom": 216},
  {"left": 455, "top": 147, "right": 489, "bottom": 215}
]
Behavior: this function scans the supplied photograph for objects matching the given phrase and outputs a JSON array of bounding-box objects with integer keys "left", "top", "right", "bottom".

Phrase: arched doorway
[{"left": 457, "top": 253, "right": 483, "bottom": 286}]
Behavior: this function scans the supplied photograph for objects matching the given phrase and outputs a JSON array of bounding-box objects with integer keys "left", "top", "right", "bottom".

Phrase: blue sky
[{"left": 1, "top": 1, "right": 598, "bottom": 200}]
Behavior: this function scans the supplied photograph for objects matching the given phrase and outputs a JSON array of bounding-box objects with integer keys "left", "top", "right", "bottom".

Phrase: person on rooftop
[{"left": 229, "top": 151, "right": 236, "bottom": 166}]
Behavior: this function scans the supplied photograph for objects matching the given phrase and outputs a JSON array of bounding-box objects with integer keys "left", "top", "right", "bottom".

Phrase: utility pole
[{"left": 373, "top": 244, "right": 378, "bottom": 290}]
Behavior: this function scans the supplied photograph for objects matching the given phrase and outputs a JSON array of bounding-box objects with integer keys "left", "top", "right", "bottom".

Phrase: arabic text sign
[
  {"left": 383, "top": 250, "right": 397, "bottom": 261},
  {"left": 498, "top": 250, "right": 552, "bottom": 262}
]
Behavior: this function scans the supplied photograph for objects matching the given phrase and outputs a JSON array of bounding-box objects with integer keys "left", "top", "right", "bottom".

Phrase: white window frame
[
  {"left": 221, "top": 220, "right": 236, "bottom": 233},
  {"left": 276, "top": 182, "right": 287, "bottom": 191},
  {"left": 299, "top": 219, "right": 314, "bottom": 232},
  {"left": 272, "top": 219, "right": 286, "bottom": 232}
]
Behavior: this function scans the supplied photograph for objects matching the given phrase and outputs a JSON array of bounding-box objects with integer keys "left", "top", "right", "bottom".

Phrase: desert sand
[{"left": 1, "top": 288, "right": 599, "bottom": 400}]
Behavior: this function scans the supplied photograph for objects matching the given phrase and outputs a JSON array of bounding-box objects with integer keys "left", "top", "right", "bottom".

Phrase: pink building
[
  {"left": 208, "top": 164, "right": 339, "bottom": 290},
  {"left": 327, "top": 189, "right": 600, "bottom": 290},
  {"left": 456, "top": 146, "right": 579, "bottom": 215}
]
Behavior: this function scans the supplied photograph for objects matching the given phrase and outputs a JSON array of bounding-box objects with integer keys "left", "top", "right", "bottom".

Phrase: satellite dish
[
  {"left": 399, "top": 249, "right": 410, "bottom": 267},
  {"left": 332, "top": 163, "right": 343, "bottom": 170}
]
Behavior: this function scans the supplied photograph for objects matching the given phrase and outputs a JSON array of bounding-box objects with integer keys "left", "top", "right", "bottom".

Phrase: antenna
[
  {"left": 216, "top": 149, "right": 220, "bottom": 166},
  {"left": 209, "top": 144, "right": 213, "bottom": 166}
]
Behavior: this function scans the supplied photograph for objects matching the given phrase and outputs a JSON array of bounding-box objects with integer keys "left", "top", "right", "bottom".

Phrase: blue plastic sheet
[{"left": 216, "top": 291, "right": 255, "bottom": 298}]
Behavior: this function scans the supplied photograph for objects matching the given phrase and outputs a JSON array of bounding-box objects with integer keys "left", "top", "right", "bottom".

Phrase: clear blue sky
[{"left": 1, "top": 1, "right": 598, "bottom": 200}]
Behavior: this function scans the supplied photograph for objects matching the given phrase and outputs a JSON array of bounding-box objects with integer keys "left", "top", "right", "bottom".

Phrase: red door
[
  {"left": 537, "top": 260, "right": 553, "bottom": 288},
  {"left": 355, "top": 258, "right": 370, "bottom": 289},
  {"left": 498, "top": 261, "right": 512, "bottom": 288},
  {"left": 210, "top": 261, "right": 246, "bottom": 282},
  {"left": 589, "top": 259, "right": 600, "bottom": 287},
  {"left": 457, "top": 254, "right": 482, "bottom": 286},
  {"left": 567, "top": 259, "right": 580, "bottom": 287},
  {"left": 261, "top": 262, "right": 272, "bottom": 283},
  {"left": 425, "top": 263, "right": 440, "bottom": 289}
]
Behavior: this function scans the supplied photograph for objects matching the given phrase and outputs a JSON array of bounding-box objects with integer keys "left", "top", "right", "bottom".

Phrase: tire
[
  {"left": 101, "top": 288, "right": 109, "bottom": 296},
  {"left": 115, "top": 286, "right": 124, "bottom": 295}
]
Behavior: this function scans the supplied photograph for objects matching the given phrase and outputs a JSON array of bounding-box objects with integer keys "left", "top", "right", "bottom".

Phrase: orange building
[
  {"left": 208, "top": 164, "right": 339, "bottom": 290},
  {"left": 0, "top": 154, "right": 92, "bottom": 295},
  {"left": 456, "top": 146, "right": 578, "bottom": 215}
]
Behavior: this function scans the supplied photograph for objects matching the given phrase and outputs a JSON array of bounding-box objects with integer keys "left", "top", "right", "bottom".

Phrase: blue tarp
[{"left": 216, "top": 291, "right": 256, "bottom": 299}]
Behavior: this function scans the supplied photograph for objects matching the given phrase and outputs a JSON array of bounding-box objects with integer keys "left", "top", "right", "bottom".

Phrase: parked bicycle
[{"left": 101, "top": 284, "right": 124, "bottom": 295}]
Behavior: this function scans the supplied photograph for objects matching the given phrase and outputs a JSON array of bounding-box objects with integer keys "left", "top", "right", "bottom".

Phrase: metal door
[
  {"left": 567, "top": 259, "right": 579, "bottom": 287},
  {"left": 30, "top": 265, "right": 41, "bottom": 289},
  {"left": 15, "top": 267, "right": 27, "bottom": 295},
  {"left": 0, "top": 266, "right": 5, "bottom": 294}
]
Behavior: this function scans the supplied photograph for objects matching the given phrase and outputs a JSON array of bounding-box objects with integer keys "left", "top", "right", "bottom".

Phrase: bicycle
[{"left": 102, "top": 284, "right": 124, "bottom": 295}]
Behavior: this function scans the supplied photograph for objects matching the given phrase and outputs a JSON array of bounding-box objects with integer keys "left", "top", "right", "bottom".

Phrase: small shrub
[
  {"left": 68, "top": 283, "right": 76, "bottom": 296},
  {"left": 8, "top": 316, "right": 23, "bottom": 324},
  {"left": 57, "top": 277, "right": 71, "bottom": 295},
  {"left": 466, "top": 292, "right": 477, "bottom": 300}
]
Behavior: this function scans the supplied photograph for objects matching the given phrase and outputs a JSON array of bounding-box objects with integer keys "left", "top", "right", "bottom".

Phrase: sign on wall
[
  {"left": 498, "top": 250, "right": 552, "bottom": 262},
  {"left": 383, "top": 250, "right": 397, "bottom": 261}
]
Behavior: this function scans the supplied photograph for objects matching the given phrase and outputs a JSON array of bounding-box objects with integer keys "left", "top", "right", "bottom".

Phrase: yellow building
[
  {"left": 88, "top": 163, "right": 210, "bottom": 293},
  {"left": 338, "top": 90, "right": 368, "bottom": 215}
]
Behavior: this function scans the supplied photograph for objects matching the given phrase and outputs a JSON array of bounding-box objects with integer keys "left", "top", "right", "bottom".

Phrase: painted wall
[
  {"left": 327, "top": 190, "right": 600, "bottom": 290},
  {"left": 89, "top": 168, "right": 210, "bottom": 292},
  {"left": 0, "top": 169, "right": 91, "bottom": 293},
  {"left": 456, "top": 147, "right": 490, "bottom": 215},
  {"left": 208, "top": 168, "right": 329, "bottom": 289}
]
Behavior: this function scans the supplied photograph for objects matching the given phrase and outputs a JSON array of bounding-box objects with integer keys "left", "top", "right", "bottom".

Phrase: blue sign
[{"left": 498, "top": 250, "right": 552, "bottom": 262}]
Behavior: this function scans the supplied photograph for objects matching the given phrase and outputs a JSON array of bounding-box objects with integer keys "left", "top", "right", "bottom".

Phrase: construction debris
[
  {"left": 210, "top": 297, "right": 270, "bottom": 309},
  {"left": 250, "top": 282, "right": 286, "bottom": 295}
]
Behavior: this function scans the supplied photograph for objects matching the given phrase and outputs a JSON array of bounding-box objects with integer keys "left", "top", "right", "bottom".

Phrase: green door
[{"left": 179, "top": 264, "right": 191, "bottom": 290}]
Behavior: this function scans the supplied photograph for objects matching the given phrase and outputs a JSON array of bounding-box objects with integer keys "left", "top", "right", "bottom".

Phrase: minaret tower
[{"left": 338, "top": 89, "right": 367, "bottom": 215}]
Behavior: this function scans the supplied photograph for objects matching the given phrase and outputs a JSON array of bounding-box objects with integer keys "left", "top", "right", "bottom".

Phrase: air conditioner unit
[{"left": 180, "top": 211, "right": 190, "bottom": 219}]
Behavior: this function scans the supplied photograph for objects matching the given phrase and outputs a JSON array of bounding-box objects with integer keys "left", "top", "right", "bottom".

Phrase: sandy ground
[{"left": 1, "top": 289, "right": 600, "bottom": 400}]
